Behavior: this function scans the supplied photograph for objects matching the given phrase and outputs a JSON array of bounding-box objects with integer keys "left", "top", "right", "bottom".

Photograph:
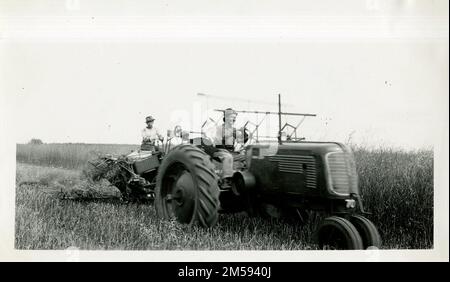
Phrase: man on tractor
[
  {"left": 207, "top": 108, "right": 245, "bottom": 188},
  {"left": 141, "top": 115, "right": 164, "bottom": 151}
]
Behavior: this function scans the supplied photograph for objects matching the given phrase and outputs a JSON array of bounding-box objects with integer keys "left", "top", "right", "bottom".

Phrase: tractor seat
[{"left": 126, "top": 150, "right": 162, "bottom": 162}]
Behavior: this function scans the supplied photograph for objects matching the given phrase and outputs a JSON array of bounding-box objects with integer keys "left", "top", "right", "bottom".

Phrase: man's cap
[
  {"left": 145, "top": 116, "right": 155, "bottom": 122},
  {"left": 224, "top": 108, "right": 238, "bottom": 118}
]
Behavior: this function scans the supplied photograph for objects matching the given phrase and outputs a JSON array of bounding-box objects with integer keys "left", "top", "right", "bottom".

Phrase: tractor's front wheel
[
  {"left": 350, "top": 215, "right": 382, "bottom": 249},
  {"left": 317, "top": 216, "right": 364, "bottom": 250},
  {"left": 155, "top": 144, "right": 220, "bottom": 228}
]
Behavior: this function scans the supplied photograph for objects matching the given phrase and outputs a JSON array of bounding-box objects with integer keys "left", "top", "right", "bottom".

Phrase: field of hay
[
  {"left": 15, "top": 143, "right": 433, "bottom": 250},
  {"left": 16, "top": 143, "right": 138, "bottom": 170}
]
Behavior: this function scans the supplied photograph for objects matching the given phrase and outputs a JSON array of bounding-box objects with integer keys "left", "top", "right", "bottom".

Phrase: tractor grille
[
  {"left": 269, "top": 155, "right": 317, "bottom": 189},
  {"left": 326, "top": 152, "right": 358, "bottom": 195}
]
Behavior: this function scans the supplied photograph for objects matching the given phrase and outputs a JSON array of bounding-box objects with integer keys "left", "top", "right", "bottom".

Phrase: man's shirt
[
  {"left": 210, "top": 124, "right": 243, "bottom": 147},
  {"left": 142, "top": 127, "right": 163, "bottom": 143}
]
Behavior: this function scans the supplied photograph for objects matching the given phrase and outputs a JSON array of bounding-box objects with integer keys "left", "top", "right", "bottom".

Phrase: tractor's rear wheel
[
  {"left": 317, "top": 216, "right": 364, "bottom": 250},
  {"left": 350, "top": 215, "right": 382, "bottom": 249},
  {"left": 155, "top": 144, "right": 220, "bottom": 228}
]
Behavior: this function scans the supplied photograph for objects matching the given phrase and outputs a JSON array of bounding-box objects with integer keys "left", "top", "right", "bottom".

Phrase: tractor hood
[
  {"left": 245, "top": 141, "right": 359, "bottom": 198},
  {"left": 246, "top": 141, "right": 350, "bottom": 157}
]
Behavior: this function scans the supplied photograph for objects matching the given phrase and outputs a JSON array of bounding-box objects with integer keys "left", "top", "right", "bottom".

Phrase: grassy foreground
[
  {"left": 15, "top": 163, "right": 317, "bottom": 250},
  {"left": 15, "top": 143, "right": 433, "bottom": 249}
]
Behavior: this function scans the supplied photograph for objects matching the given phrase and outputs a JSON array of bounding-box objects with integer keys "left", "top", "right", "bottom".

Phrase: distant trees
[{"left": 29, "top": 138, "right": 44, "bottom": 145}]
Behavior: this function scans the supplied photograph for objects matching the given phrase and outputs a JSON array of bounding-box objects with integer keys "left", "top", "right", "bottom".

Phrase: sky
[{"left": 1, "top": 0, "right": 448, "bottom": 149}]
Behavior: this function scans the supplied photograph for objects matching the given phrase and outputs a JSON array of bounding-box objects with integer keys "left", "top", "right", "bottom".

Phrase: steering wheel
[{"left": 173, "top": 125, "right": 182, "bottom": 138}]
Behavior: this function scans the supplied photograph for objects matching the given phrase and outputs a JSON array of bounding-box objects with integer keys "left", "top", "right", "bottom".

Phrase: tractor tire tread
[{"left": 155, "top": 144, "right": 219, "bottom": 228}]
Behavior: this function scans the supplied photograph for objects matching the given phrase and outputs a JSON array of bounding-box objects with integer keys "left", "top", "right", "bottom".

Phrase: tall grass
[
  {"left": 15, "top": 143, "right": 434, "bottom": 249},
  {"left": 16, "top": 143, "right": 138, "bottom": 170},
  {"left": 353, "top": 146, "right": 433, "bottom": 248}
]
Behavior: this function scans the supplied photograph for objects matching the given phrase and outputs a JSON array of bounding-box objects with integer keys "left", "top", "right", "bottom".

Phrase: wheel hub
[
  {"left": 170, "top": 171, "right": 196, "bottom": 223},
  {"left": 173, "top": 186, "right": 185, "bottom": 206}
]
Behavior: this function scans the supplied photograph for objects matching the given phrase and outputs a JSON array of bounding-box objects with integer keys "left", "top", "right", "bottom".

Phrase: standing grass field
[
  {"left": 16, "top": 143, "right": 138, "bottom": 170},
  {"left": 15, "top": 143, "right": 433, "bottom": 249}
]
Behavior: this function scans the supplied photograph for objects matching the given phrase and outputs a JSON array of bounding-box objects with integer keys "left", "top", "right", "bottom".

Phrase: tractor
[{"left": 87, "top": 94, "right": 381, "bottom": 250}]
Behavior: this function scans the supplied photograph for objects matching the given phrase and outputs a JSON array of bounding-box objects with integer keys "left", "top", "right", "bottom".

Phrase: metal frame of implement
[{"left": 212, "top": 94, "right": 317, "bottom": 145}]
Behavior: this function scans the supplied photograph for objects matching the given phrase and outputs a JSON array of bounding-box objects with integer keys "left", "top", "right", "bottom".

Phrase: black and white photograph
[{"left": 0, "top": 0, "right": 448, "bottom": 262}]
